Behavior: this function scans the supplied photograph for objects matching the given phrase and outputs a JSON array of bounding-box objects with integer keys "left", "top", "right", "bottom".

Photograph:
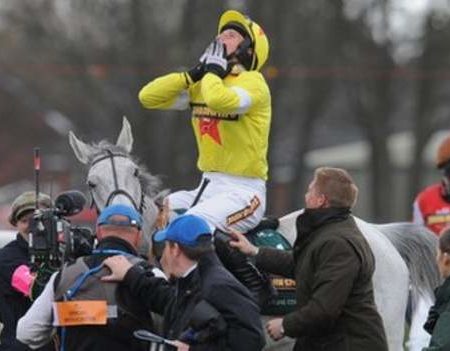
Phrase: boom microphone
[{"left": 55, "top": 191, "right": 87, "bottom": 216}]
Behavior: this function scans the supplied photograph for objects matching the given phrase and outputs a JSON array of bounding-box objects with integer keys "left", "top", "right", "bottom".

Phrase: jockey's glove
[
  {"left": 185, "top": 45, "right": 209, "bottom": 83},
  {"left": 187, "top": 62, "right": 206, "bottom": 83},
  {"left": 204, "top": 40, "right": 229, "bottom": 79}
]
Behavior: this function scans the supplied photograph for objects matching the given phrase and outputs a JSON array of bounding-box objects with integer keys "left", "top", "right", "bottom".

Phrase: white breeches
[{"left": 167, "top": 172, "right": 266, "bottom": 233}]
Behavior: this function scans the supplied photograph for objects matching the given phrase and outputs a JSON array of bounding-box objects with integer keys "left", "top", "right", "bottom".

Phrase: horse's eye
[
  {"left": 134, "top": 168, "right": 139, "bottom": 177},
  {"left": 87, "top": 180, "right": 96, "bottom": 189}
]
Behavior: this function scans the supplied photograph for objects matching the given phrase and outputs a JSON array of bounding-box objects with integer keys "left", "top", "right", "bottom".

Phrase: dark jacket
[
  {"left": 423, "top": 276, "right": 450, "bottom": 350},
  {"left": 0, "top": 234, "right": 50, "bottom": 351},
  {"left": 53, "top": 237, "right": 152, "bottom": 351},
  {"left": 123, "top": 251, "right": 265, "bottom": 351},
  {"left": 256, "top": 208, "right": 388, "bottom": 351},
  {"left": 0, "top": 234, "right": 53, "bottom": 351}
]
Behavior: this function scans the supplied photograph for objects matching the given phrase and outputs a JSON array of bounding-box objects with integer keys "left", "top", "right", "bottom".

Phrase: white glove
[{"left": 204, "top": 40, "right": 229, "bottom": 78}]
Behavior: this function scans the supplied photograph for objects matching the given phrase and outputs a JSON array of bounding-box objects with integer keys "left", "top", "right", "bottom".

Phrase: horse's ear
[
  {"left": 153, "top": 189, "right": 171, "bottom": 206},
  {"left": 116, "top": 117, "right": 133, "bottom": 153},
  {"left": 69, "top": 131, "right": 95, "bottom": 164}
]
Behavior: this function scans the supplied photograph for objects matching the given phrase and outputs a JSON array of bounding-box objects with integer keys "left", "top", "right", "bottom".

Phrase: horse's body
[{"left": 70, "top": 118, "right": 440, "bottom": 350}]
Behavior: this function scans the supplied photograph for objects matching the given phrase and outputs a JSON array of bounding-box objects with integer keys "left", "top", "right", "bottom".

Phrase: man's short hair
[
  {"left": 314, "top": 167, "right": 359, "bottom": 208},
  {"left": 439, "top": 227, "right": 450, "bottom": 253},
  {"left": 168, "top": 235, "right": 214, "bottom": 261}
]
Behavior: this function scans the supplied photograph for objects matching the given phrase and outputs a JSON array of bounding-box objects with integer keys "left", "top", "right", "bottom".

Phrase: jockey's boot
[{"left": 214, "top": 229, "right": 276, "bottom": 307}]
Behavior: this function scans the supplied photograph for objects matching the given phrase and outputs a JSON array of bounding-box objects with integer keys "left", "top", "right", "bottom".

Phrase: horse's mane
[
  {"left": 87, "top": 140, "right": 163, "bottom": 198},
  {"left": 376, "top": 222, "right": 441, "bottom": 305}
]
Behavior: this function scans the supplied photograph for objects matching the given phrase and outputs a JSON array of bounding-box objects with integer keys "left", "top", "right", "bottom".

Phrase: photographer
[
  {"left": 0, "top": 191, "right": 52, "bottom": 351},
  {"left": 103, "top": 214, "right": 265, "bottom": 351},
  {"left": 17, "top": 204, "right": 154, "bottom": 351}
]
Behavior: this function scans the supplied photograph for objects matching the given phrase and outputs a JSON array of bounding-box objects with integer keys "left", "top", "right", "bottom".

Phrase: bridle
[{"left": 89, "top": 150, "right": 146, "bottom": 214}]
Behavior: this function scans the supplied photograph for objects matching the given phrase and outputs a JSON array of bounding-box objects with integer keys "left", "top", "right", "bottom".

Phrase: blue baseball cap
[
  {"left": 154, "top": 215, "right": 212, "bottom": 247},
  {"left": 97, "top": 204, "right": 142, "bottom": 229}
]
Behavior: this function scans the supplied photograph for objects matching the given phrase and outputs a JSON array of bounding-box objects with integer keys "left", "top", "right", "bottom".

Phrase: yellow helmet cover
[{"left": 218, "top": 10, "right": 269, "bottom": 71}]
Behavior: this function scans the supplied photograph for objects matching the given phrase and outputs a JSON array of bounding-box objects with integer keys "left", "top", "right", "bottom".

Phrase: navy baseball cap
[
  {"left": 97, "top": 204, "right": 142, "bottom": 229},
  {"left": 154, "top": 214, "right": 212, "bottom": 247}
]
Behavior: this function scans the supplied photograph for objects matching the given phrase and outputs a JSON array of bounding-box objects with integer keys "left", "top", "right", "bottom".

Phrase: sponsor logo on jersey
[
  {"left": 427, "top": 213, "right": 450, "bottom": 225},
  {"left": 226, "top": 196, "right": 261, "bottom": 226},
  {"left": 191, "top": 103, "right": 240, "bottom": 121}
]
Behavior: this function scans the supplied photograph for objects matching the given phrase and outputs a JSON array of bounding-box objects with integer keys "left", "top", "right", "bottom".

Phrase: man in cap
[
  {"left": 410, "top": 135, "right": 450, "bottom": 350},
  {"left": 138, "top": 10, "right": 271, "bottom": 234},
  {"left": 0, "top": 191, "right": 52, "bottom": 350},
  {"left": 103, "top": 214, "right": 265, "bottom": 351},
  {"left": 17, "top": 204, "right": 154, "bottom": 351},
  {"left": 413, "top": 133, "right": 450, "bottom": 235}
]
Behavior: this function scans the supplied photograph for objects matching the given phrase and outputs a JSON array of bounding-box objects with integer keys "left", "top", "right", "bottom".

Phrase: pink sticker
[{"left": 11, "top": 265, "right": 33, "bottom": 297}]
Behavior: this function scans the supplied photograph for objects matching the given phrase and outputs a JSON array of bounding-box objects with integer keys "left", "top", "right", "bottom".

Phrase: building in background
[{"left": 301, "top": 130, "right": 450, "bottom": 220}]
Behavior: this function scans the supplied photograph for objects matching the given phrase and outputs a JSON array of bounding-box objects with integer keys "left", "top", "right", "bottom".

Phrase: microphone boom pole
[{"left": 34, "top": 148, "right": 40, "bottom": 209}]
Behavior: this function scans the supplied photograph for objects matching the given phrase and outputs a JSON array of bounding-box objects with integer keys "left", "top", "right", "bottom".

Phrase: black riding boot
[{"left": 214, "top": 230, "right": 276, "bottom": 307}]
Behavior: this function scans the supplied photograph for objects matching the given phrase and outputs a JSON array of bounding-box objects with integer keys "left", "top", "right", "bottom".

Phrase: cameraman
[
  {"left": 17, "top": 204, "right": 155, "bottom": 351},
  {"left": 0, "top": 191, "right": 52, "bottom": 351}
]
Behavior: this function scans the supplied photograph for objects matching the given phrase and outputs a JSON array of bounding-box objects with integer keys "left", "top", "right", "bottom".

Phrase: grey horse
[{"left": 69, "top": 118, "right": 165, "bottom": 256}]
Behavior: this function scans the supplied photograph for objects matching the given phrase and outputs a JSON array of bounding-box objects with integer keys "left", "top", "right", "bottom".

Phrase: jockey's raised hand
[
  {"left": 228, "top": 228, "right": 258, "bottom": 257},
  {"left": 186, "top": 45, "right": 209, "bottom": 83},
  {"left": 204, "top": 39, "right": 229, "bottom": 79},
  {"left": 186, "top": 39, "right": 227, "bottom": 83},
  {"left": 186, "top": 61, "right": 205, "bottom": 83}
]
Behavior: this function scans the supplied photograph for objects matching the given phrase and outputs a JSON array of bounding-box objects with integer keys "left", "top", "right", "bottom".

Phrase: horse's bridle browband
[{"left": 90, "top": 150, "right": 145, "bottom": 214}]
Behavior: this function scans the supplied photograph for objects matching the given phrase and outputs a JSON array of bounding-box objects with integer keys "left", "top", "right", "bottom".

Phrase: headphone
[
  {"left": 230, "top": 35, "right": 255, "bottom": 71},
  {"left": 222, "top": 22, "right": 256, "bottom": 71}
]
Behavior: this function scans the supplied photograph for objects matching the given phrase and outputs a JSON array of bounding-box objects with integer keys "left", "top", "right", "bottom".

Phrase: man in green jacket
[
  {"left": 423, "top": 227, "right": 450, "bottom": 350},
  {"left": 230, "top": 167, "right": 388, "bottom": 351}
]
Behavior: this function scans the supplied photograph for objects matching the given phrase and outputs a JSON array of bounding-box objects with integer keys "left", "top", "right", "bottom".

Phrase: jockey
[
  {"left": 138, "top": 10, "right": 271, "bottom": 234},
  {"left": 413, "top": 134, "right": 450, "bottom": 235}
]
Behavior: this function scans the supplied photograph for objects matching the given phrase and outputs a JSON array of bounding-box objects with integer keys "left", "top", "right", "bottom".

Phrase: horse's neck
[
  {"left": 278, "top": 209, "right": 304, "bottom": 245},
  {"left": 142, "top": 195, "right": 159, "bottom": 235},
  {"left": 132, "top": 196, "right": 158, "bottom": 257},
  {"left": 278, "top": 211, "right": 371, "bottom": 246}
]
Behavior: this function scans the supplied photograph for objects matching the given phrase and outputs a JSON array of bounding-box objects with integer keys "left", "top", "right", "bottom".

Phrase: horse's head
[{"left": 69, "top": 117, "right": 164, "bottom": 237}]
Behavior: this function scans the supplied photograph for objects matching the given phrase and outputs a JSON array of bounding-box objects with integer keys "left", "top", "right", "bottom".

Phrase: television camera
[
  {"left": 28, "top": 190, "right": 94, "bottom": 299},
  {"left": 29, "top": 190, "right": 94, "bottom": 269}
]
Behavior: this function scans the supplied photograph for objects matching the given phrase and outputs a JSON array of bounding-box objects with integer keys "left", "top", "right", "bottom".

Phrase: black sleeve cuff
[{"left": 123, "top": 264, "right": 146, "bottom": 289}]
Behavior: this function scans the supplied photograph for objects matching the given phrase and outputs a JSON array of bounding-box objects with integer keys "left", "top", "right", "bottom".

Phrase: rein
[{"left": 89, "top": 150, "right": 145, "bottom": 214}]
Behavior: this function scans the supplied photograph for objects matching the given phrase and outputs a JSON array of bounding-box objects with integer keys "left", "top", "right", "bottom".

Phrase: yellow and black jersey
[{"left": 138, "top": 68, "right": 271, "bottom": 180}]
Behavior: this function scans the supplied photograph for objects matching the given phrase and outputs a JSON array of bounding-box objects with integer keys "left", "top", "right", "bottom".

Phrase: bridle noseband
[{"left": 89, "top": 150, "right": 145, "bottom": 214}]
